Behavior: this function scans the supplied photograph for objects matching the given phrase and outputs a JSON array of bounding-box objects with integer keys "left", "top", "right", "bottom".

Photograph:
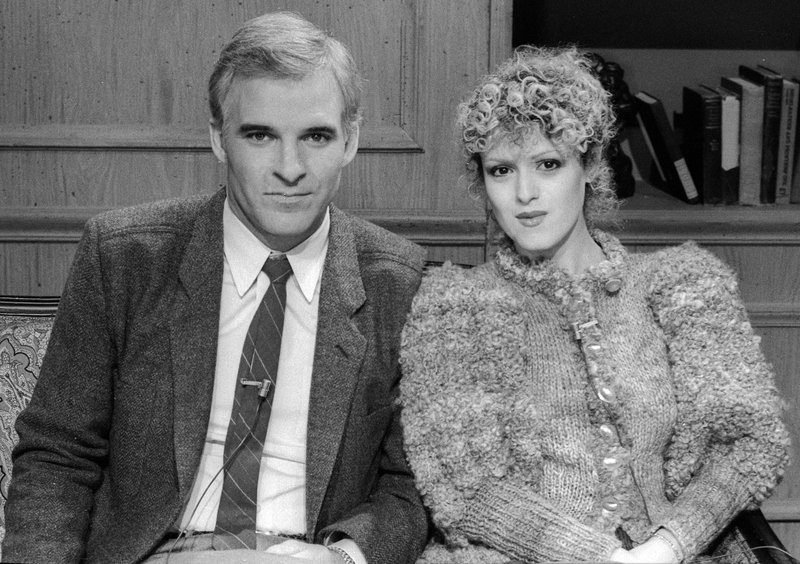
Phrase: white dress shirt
[
  {"left": 178, "top": 199, "right": 326, "bottom": 534},
  {"left": 176, "top": 200, "right": 367, "bottom": 563}
]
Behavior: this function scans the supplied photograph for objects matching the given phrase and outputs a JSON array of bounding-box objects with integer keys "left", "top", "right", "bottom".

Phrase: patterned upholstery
[{"left": 0, "top": 297, "right": 58, "bottom": 555}]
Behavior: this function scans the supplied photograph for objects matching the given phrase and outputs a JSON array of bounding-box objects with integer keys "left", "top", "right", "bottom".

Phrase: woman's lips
[{"left": 516, "top": 210, "right": 546, "bottom": 227}]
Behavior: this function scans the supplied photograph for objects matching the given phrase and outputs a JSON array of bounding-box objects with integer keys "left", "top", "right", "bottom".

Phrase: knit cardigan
[{"left": 399, "top": 231, "right": 789, "bottom": 564}]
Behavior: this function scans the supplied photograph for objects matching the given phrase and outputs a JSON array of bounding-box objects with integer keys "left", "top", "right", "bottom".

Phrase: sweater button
[
  {"left": 597, "top": 385, "right": 616, "bottom": 403},
  {"left": 605, "top": 278, "right": 622, "bottom": 293},
  {"left": 603, "top": 499, "right": 620, "bottom": 512},
  {"left": 603, "top": 456, "right": 620, "bottom": 469},
  {"left": 599, "top": 424, "right": 616, "bottom": 440}
]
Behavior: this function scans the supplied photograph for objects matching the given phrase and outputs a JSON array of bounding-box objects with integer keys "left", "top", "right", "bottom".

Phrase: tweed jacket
[
  {"left": 400, "top": 231, "right": 789, "bottom": 564},
  {"left": 2, "top": 189, "right": 428, "bottom": 564}
]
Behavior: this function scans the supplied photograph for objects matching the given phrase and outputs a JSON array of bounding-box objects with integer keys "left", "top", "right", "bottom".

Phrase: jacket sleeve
[
  {"left": 2, "top": 219, "right": 113, "bottom": 563},
  {"left": 318, "top": 242, "right": 429, "bottom": 564},
  {"left": 648, "top": 243, "right": 790, "bottom": 560},
  {"left": 399, "top": 265, "right": 622, "bottom": 563},
  {"left": 320, "top": 395, "right": 429, "bottom": 564}
]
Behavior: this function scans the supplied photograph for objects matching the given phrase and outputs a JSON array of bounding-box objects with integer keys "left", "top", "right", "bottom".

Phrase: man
[{"left": 2, "top": 12, "right": 427, "bottom": 564}]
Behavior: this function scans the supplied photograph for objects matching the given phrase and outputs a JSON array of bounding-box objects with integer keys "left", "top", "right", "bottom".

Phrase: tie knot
[{"left": 262, "top": 255, "right": 293, "bottom": 285}]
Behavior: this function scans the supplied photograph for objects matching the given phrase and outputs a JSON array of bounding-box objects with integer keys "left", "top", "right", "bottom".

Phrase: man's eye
[
  {"left": 247, "top": 132, "right": 270, "bottom": 142},
  {"left": 306, "top": 133, "right": 331, "bottom": 144}
]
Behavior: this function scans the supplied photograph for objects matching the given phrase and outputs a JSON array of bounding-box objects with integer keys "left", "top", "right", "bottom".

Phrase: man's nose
[{"left": 273, "top": 142, "right": 306, "bottom": 186}]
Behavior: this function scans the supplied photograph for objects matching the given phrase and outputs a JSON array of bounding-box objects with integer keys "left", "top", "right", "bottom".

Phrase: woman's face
[{"left": 482, "top": 131, "right": 592, "bottom": 266}]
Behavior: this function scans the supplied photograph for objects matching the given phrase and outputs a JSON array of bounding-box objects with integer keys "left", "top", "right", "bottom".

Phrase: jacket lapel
[
  {"left": 306, "top": 207, "right": 367, "bottom": 534},
  {"left": 170, "top": 190, "right": 225, "bottom": 497}
]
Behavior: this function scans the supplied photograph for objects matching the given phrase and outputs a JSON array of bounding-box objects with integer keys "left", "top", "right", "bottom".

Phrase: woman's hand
[{"left": 609, "top": 530, "right": 681, "bottom": 563}]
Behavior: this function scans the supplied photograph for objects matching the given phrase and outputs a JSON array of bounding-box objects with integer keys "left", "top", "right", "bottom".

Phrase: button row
[{"left": 572, "top": 287, "right": 624, "bottom": 518}]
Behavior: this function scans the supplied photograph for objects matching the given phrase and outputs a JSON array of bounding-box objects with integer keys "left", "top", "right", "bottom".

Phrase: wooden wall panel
[
  {"left": 758, "top": 325, "right": 800, "bottom": 554},
  {"left": 0, "top": 151, "right": 225, "bottom": 207},
  {"left": 0, "top": 0, "right": 442, "bottom": 137},
  {"left": 0, "top": 243, "right": 77, "bottom": 296},
  {"left": 756, "top": 327, "right": 800, "bottom": 524},
  {"left": 770, "top": 522, "right": 800, "bottom": 559},
  {"left": 0, "top": 0, "right": 513, "bottom": 295}
]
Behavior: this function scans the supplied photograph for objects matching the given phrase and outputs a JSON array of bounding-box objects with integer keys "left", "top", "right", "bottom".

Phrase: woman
[{"left": 399, "top": 46, "right": 789, "bottom": 563}]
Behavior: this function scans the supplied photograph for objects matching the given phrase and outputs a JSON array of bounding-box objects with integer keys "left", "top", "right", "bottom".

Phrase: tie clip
[{"left": 240, "top": 379, "right": 272, "bottom": 398}]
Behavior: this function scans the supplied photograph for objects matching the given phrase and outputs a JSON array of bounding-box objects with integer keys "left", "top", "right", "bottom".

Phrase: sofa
[
  {"left": 0, "top": 293, "right": 793, "bottom": 563},
  {"left": 0, "top": 296, "right": 59, "bottom": 558}
]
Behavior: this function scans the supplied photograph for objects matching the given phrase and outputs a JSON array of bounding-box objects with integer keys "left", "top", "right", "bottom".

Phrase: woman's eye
[
  {"left": 490, "top": 165, "right": 511, "bottom": 177},
  {"left": 539, "top": 159, "right": 561, "bottom": 171}
]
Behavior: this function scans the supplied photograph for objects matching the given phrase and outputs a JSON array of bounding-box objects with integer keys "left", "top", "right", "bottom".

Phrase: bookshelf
[
  {"left": 514, "top": 0, "right": 800, "bottom": 553},
  {"left": 582, "top": 51, "right": 800, "bottom": 243},
  {"left": 613, "top": 182, "right": 800, "bottom": 245}
]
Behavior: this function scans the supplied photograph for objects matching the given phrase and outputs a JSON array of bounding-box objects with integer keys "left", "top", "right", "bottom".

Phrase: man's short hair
[{"left": 208, "top": 11, "right": 364, "bottom": 136}]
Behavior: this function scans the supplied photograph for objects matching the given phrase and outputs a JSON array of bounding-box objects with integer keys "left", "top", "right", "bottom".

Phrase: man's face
[{"left": 210, "top": 70, "right": 359, "bottom": 251}]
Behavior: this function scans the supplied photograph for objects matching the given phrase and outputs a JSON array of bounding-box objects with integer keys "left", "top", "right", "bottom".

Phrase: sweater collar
[{"left": 493, "top": 229, "right": 627, "bottom": 301}]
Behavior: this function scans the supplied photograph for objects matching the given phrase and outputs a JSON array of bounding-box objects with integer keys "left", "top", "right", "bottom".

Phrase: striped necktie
[{"left": 214, "top": 255, "right": 293, "bottom": 548}]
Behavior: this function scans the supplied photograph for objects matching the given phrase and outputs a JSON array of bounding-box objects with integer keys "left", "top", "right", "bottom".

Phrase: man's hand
[
  {"left": 265, "top": 540, "right": 345, "bottom": 563},
  {"left": 609, "top": 548, "right": 639, "bottom": 563}
]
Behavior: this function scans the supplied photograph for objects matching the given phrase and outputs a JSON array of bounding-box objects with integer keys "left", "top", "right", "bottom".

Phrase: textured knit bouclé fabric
[{"left": 399, "top": 231, "right": 789, "bottom": 564}]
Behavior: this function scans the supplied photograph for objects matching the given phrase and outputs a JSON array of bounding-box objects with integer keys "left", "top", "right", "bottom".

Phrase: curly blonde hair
[{"left": 457, "top": 45, "right": 619, "bottom": 228}]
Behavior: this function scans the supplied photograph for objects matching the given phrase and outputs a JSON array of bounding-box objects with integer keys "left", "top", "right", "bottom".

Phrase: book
[
  {"left": 682, "top": 85, "right": 723, "bottom": 204},
  {"left": 714, "top": 86, "right": 741, "bottom": 204},
  {"left": 793, "top": 78, "right": 800, "bottom": 204},
  {"left": 634, "top": 91, "right": 700, "bottom": 203},
  {"left": 761, "top": 71, "right": 798, "bottom": 204},
  {"left": 739, "top": 65, "right": 784, "bottom": 203},
  {"left": 720, "top": 76, "right": 764, "bottom": 206}
]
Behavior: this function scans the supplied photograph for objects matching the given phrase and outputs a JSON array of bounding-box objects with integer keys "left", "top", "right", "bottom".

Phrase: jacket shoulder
[
  {"left": 87, "top": 193, "right": 219, "bottom": 240},
  {"left": 336, "top": 209, "right": 426, "bottom": 274},
  {"left": 74, "top": 193, "right": 224, "bottom": 299}
]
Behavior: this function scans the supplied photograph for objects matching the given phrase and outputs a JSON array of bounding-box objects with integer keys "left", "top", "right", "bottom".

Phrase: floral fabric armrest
[{"left": 0, "top": 295, "right": 59, "bottom": 557}]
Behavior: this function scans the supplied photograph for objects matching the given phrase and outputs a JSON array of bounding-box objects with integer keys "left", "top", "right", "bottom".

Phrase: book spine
[
  {"left": 635, "top": 97, "right": 681, "bottom": 197},
  {"left": 720, "top": 94, "right": 740, "bottom": 204},
  {"left": 739, "top": 84, "right": 764, "bottom": 206},
  {"left": 636, "top": 111, "right": 668, "bottom": 182},
  {"left": 793, "top": 79, "right": 800, "bottom": 204},
  {"left": 702, "top": 96, "right": 723, "bottom": 204},
  {"left": 635, "top": 95, "right": 700, "bottom": 203},
  {"left": 760, "top": 76, "right": 783, "bottom": 203},
  {"left": 674, "top": 159, "right": 699, "bottom": 202},
  {"left": 776, "top": 80, "right": 798, "bottom": 204},
  {"left": 649, "top": 99, "right": 700, "bottom": 202}
]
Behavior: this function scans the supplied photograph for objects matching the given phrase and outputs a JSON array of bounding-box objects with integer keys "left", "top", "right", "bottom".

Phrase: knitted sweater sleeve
[
  {"left": 648, "top": 243, "right": 790, "bottom": 559},
  {"left": 399, "top": 265, "right": 621, "bottom": 562}
]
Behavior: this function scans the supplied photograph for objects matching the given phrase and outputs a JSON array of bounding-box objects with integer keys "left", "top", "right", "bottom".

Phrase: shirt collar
[{"left": 223, "top": 198, "right": 329, "bottom": 303}]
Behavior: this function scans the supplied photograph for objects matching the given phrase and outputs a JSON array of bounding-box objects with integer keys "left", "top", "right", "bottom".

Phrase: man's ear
[
  {"left": 342, "top": 123, "right": 360, "bottom": 166},
  {"left": 209, "top": 122, "right": 227, "bottom": 163}
]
